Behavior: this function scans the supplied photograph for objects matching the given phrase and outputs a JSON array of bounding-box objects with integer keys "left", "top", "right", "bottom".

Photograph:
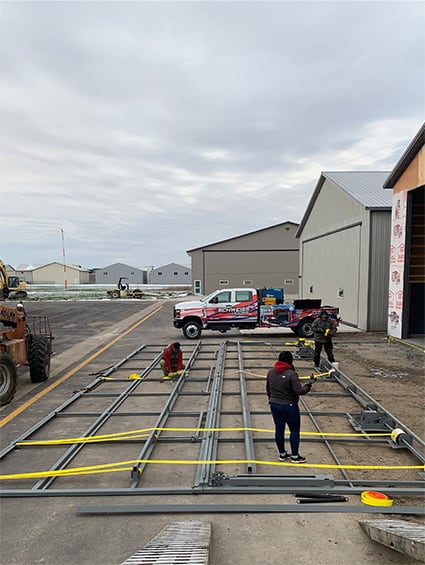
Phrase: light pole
[{"left": 60, "top": 228, "right": 68, "bottom": 289}]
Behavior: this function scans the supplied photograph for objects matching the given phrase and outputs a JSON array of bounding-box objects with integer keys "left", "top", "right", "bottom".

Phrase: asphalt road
[{"left": 0, "top": 301, "right": 420, "bottom": 565}]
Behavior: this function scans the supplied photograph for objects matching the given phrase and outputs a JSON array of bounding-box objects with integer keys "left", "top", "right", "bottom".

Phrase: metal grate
[{"left": 121, "top": 521, "right": 211, "bottom": 564}]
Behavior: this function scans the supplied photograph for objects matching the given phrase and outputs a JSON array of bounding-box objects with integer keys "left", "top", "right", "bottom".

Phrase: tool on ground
[
  {"left": 297, "top": 496, "right": 348, "bottom": 504},
  {"left": 361, "top": 491, "right": 394, "bottom": 507},
  {"left": 162, "top": 370, "right": 183, "bottom": 381},
  {"left": 128, "top": 373, "right": 142, "bottom": 380}
]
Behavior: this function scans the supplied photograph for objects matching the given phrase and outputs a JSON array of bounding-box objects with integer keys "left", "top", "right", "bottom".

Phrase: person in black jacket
[
  {"left": 266, "top": 351, "right": 312, "bottom": 463},
  {"left": 311, "top": 310, "right": 337, "bottom": 371}
]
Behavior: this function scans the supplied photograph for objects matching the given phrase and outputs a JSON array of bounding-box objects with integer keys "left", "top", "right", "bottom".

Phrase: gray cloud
[{"left": 1, "top": 1, "right": 424, "bottom": 268}]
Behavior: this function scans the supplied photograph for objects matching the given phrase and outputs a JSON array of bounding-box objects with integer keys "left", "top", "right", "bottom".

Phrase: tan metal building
[
  {"left": 384, "top": 123, "right": 425, "bottom": 339},
  {"left": 15, "top": 262, "right": 90, "bottom": 284},
  {"left": 297, "top": 172, "right": 392, "bottom": 331},
  {"left": 187, "top": 221, "right": 299, "bottom": 296}
]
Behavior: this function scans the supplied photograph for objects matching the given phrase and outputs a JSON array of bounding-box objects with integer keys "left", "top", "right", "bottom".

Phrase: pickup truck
[{"left": 173, "top": 288, "right": 339, "bottom": 339}]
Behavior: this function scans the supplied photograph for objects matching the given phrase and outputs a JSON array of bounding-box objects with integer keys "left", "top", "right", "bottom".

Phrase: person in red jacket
[
  {"left": 266, "top": 351, "right": 312, "bottom": 463},
  {"left": 160, "top": 342, "right": 184, "bottom": 377}
]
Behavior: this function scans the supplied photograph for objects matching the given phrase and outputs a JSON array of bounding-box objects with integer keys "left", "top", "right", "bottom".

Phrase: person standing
[
  {"left": 266, "top": 351, "right": 312, "bottom": 463},
  {"left": 160, "top": 342, "right": 184, "bottom": 377},
  {"left": 311, "top": 310, "right": 337, "bottom": 371}
]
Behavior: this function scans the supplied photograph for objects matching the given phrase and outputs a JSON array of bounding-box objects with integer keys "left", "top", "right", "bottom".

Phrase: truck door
[{"left": 204, "top": 290, "right": 233, "bottom": 322}]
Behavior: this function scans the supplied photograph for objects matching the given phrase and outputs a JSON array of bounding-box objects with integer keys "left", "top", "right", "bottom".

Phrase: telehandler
[{"left": 0, "top": 302, "right": 52, "bottom": 405}]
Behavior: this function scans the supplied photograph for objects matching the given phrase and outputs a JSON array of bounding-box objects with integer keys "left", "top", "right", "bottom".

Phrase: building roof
[
  {"left": 16, "top": 262, "right": 89, "bottom": 272},
  {"left": 383, "top": 123, "right": 425, "bottom": 189},
  {"left": 152, "top": 262, "right": 191, "bottom": 271},
  {"left": 187, "top": 221, "right": 299, "bottom": 253},
  {"left": 296, "top": 171, "right": 391, "bottom": 237},
  {"left": 94, "top": 262, "right": 146, "bottom": 272}
]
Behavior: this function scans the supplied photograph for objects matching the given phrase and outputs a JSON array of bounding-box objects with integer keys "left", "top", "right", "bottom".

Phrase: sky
[{"left": 0, "top": 1, "right": 424, "bottom": 270}]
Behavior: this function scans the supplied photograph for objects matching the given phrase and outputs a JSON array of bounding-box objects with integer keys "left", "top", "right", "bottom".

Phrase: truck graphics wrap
[{"left": 174, "top": 288, "right": 339, "bottom": 340}]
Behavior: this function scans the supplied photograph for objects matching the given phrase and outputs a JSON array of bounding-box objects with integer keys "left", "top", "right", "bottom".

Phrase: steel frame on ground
[{"left": 0, "top": 339, "right": 424, "bottom": 508}]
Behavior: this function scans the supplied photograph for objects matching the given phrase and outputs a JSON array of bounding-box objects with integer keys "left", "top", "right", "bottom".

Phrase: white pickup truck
[{"left": 173, "top": 287, "right": 339, "bottom": 339}]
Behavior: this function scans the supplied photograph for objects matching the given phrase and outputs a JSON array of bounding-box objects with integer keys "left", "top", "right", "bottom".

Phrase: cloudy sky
[{"left": 1, "top": 1, "right": 424, "bottom": 269}]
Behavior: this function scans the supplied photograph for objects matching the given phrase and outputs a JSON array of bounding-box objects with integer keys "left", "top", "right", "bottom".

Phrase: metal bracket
[
  {"left": 348, "top": 410, "right": 395, "bottom": 433},
  {"left": 211, "top": 473, "right": 335, "bottom": 489}
]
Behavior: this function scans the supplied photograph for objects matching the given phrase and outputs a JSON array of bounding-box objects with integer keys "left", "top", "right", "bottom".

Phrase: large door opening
[{"left": 407, "top": 186, "right": 425, "bottom": 336}]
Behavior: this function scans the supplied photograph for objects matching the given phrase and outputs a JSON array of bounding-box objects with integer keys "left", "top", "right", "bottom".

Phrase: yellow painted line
[{"left": 0, "top": 305, "right": 164, "bottom": 428}]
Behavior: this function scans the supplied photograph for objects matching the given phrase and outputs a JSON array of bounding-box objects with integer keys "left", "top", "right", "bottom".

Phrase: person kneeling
[{"left": 160, "top": 342, "right": 185, "bottom": 377}]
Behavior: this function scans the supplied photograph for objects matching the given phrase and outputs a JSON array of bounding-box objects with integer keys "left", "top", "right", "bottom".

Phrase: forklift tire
[
  {"left": 297, "top": 318, "right": 314, "bottom": 339},
  {"left": 133, "top": 290, "right": 143, "bottom": 299},
  {"left": 0, "top": 352, "right": 18, "bottom": 406},
  {"left": 183, "top": 321, "right": 202, "bottom": 339},
  {"left": 29, "top": 336, "right": 51, "bottom": 383},
  {"left": 111, "top": 290, "right": 120, "bottom": 299}
]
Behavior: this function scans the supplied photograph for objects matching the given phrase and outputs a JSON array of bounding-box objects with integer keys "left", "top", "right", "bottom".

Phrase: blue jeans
[{"left": 269, "top": 402, "right": 301, "bottom": 456}]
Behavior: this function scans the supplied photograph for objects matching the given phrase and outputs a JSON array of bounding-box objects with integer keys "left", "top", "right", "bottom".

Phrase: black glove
[{"left": 305, "top": 382, "right": 312, "bottom": 391}]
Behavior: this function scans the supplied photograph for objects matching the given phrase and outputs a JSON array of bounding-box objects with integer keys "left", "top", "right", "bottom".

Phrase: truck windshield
[{"left": 202, "top": 291, "right": 218, "bottom": 303}]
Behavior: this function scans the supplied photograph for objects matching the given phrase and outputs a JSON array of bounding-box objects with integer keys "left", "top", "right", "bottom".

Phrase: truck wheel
[
  {"left": 0, "top": 352, "right": 17, "bottom": 405},
  {"left": 29, "top": 336, "right": 51, "bottom": 383},
  {"left": 297, "top": 319, "right": 314, "bottom": 338},
  {"left": 183, "top": 321, "right": 202, "bottom": 339},
  {"left": 111, "top": 290, "right": 120, "bottom": 299}
]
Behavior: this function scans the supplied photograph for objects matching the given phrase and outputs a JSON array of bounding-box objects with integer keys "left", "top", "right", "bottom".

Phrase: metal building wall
[
  {"left": 94, "top": 263, "right": 147, "bottom": 284},
  {"left": 150, "top": 263, "right": 192, "bottom": 285},
  {"left": 203, "top": 249, "right": 299, "bottom": 295},
  {"left": 301, "top": 226, "right": 362, "bottom": 325},
  {"left": 188, "top": 223, "right": 300, "bottom": 296},
  {"left": 368, "top": 210, "right": 391, "bottom": 330},
  {"left": 32, "top": 263, "right": 89, "bottom": 284},
  {"left": 299, "top": 179, "right": 366, "bottom": 327}
]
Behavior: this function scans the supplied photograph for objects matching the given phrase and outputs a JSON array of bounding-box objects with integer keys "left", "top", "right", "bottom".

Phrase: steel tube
[{"left": 237, "top": 342, "right": 256, "bottom": 474}]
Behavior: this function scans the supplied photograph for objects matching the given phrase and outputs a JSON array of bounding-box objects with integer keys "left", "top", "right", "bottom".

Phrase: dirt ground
[{"left": 334, "top": 333, "right": 425, "bottom": 439}]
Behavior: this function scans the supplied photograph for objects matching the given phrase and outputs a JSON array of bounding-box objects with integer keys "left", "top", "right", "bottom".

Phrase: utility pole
[{"left": 60, "top": 228, "right": 68, "bottom": 289}]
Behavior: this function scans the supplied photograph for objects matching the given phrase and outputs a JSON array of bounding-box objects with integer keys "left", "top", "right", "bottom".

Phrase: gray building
[
  {"left": 94, "top": 263, "right": 147, "bottom": 284},
  {"left": 187, "top": 221, "right": 300, "bottom": 296},
  {"left": 296, "top": 171, "right": 392, "bottom": 331},
  {"left": 149, "top": 263, "right": 192, "bottom": 285}
]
